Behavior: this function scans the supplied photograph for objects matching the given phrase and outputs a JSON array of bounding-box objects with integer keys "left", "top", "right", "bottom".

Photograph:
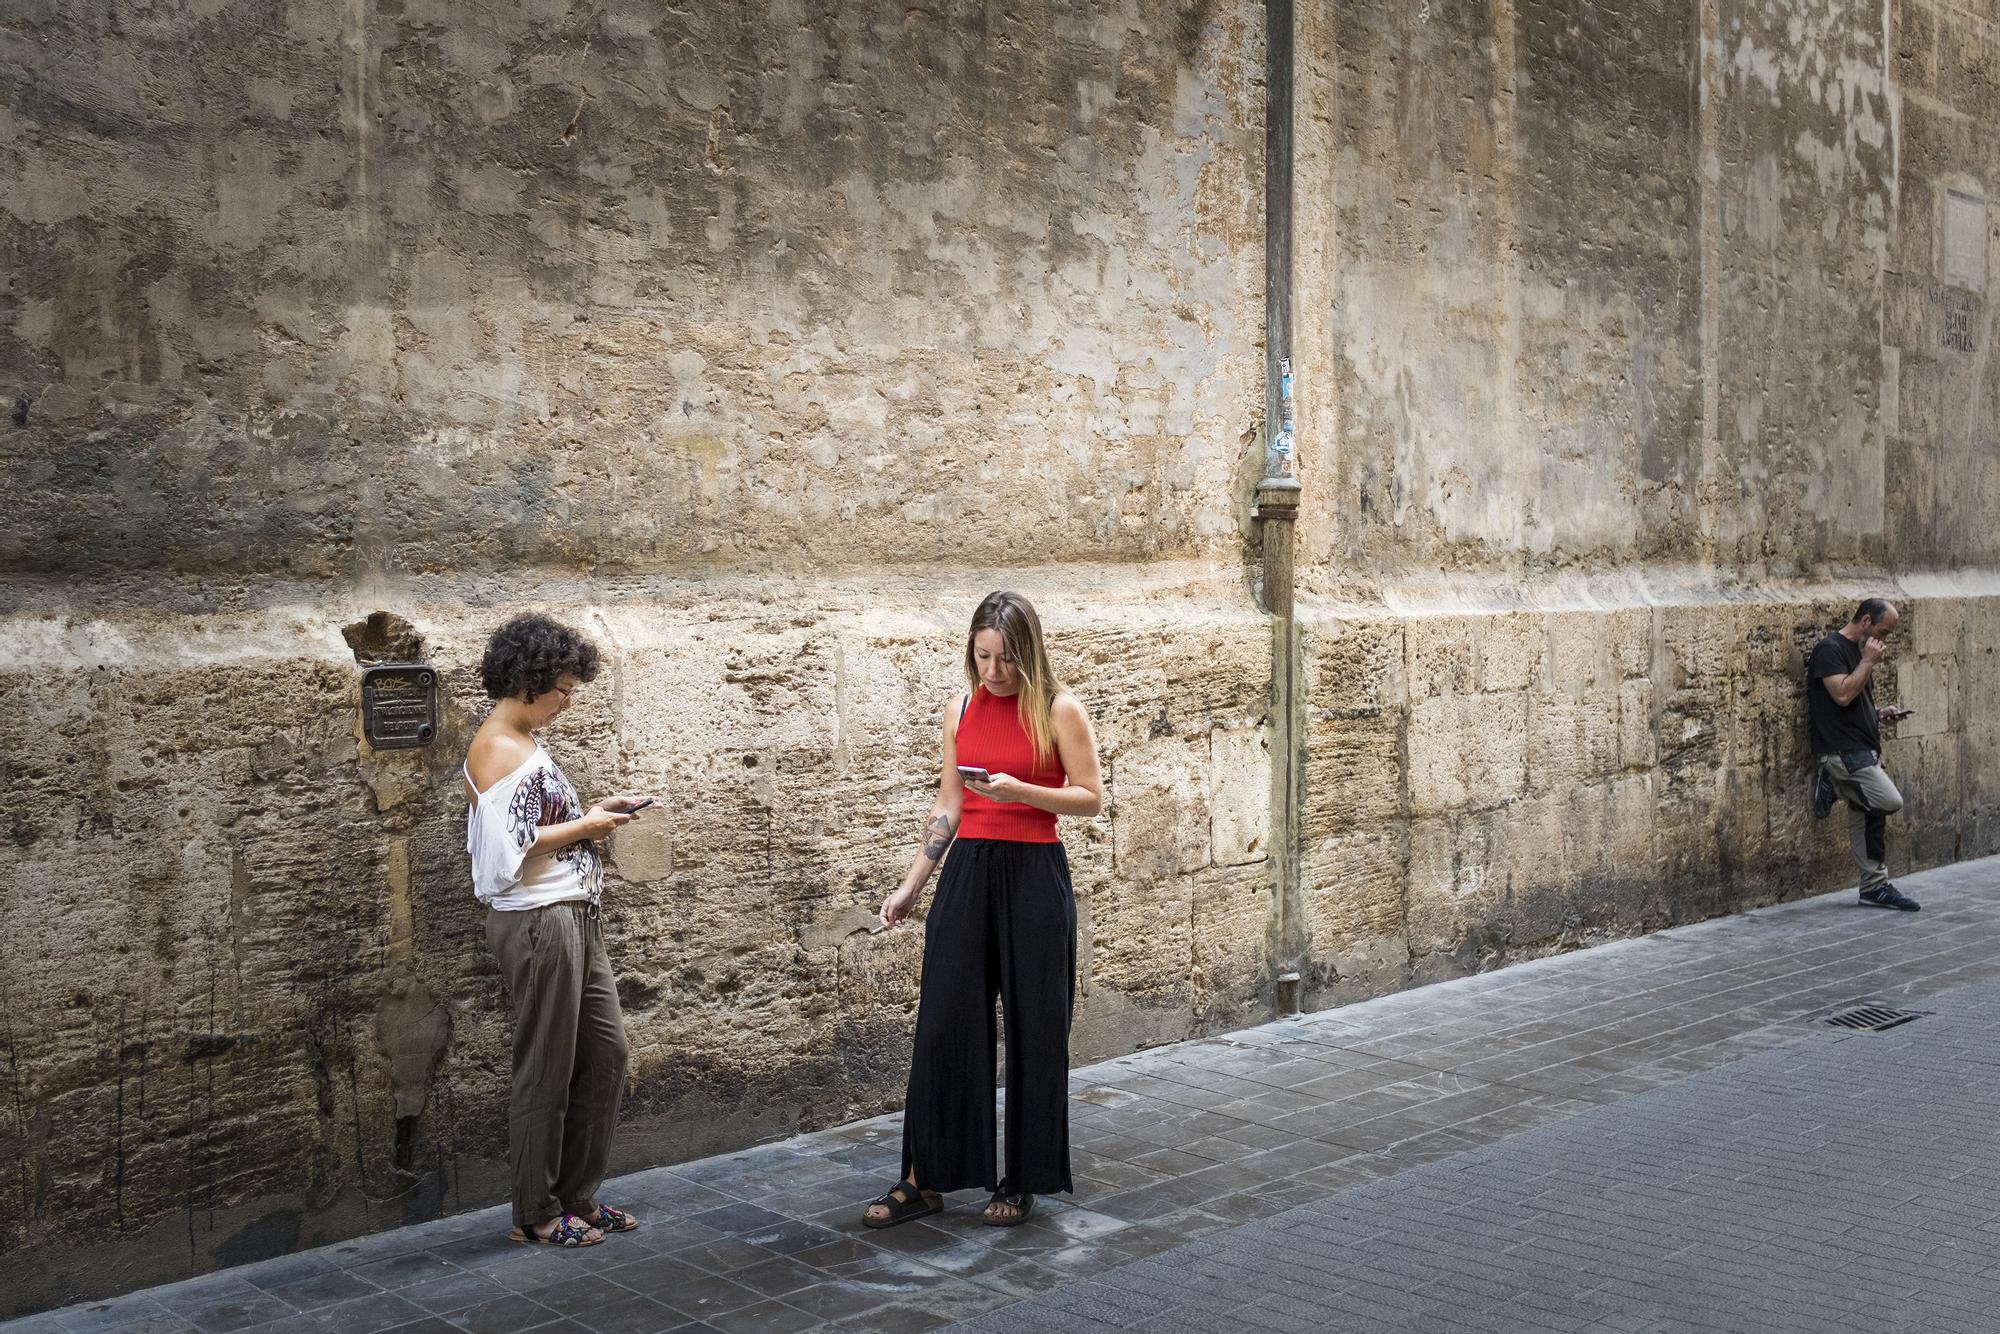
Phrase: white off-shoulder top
[{"left": 464, "top": 742, "right": 603, "bottom": 911}]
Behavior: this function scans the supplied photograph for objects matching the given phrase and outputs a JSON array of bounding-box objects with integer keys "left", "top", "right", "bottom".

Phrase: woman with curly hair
[
  {"left": 464, "top": 613, "right": 653, "bottom": 1248},
  {"left": 862, "top": 591, "right": 1103, "bottom": 1230}
]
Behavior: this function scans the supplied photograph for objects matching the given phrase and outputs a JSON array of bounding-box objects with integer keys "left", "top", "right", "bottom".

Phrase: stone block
[
  {"left": 1940, "top": 12, "right": 2000, "bottom": 121},
  {"left": 1889, "top": 177, "right": 1938, "bottom": 279},
  {"left": 1304, "top": 615, "right": 1406, "bottom": 713},
  {"left": 1203, "top": 721, "right": 1271, "bottom": 866},
  {"left": 1609, "top": 608, "right": 1656, "bottom": 680},
  {"left": 1896, "top": 655, "right": 1955, "bottom": 738},
  {"left": 1955, "top": 724, "right": 2000, "bottom": 811},
  {"left": 1192, "top": 861, "right": 1272, "bottom": 1028},
  {"left": 1405, "top": 814, "right": 1457, "bottom": 911},
  {"left": 1886, "top": 423, "right": 1939, "bottom": 556},
  {"left": 1654, "top": 763, "right": 1726, "bottom": 886},
  {"left": 1086, "top": 852, "right": 1195, "bottom": 1001},
  {"left": 1303, "top": 706, "right": 1404, "bottom": 838},
  {"left": 1071, "top": 619, "right": 1270, "bottom": 756},
  {"left": 1721, "top": 657, "right": 1808, "bottom": 773},
  {"left": 1893, "top": 0, "right": 1939, "bottom": 92},
  {"left": 1543, "top": 610, "right": 1617, "bottom": 698},
  {"left": 1559, "top": 776, "right": 1663, "bottom": 933},
  {"left": 1966, "top": 600, "right": 2000, "bottom": 718},
  {"left": 1884, "top": 271, "right": 1938, "bottom": 352},
  {"left": 1604, "top": 772, "right": 1661, "bottom": 883},
  {"left": 1478, "top": 613, "right": 1542, "bottom": 693},
  {"left": 1898, "top": 730, "right": 1964, "bottom": 870},
  {"left": 1618, "top": 677, "right": 1658, "bottom": 771},
  {"left": 1715, "top": 762, "right": 1784, "bottom": 881},
  {"left": 833, "top": 920, "right": 925, "bottom": 1075},
  {"left": 1656, "top": 603, "right": 1735, "bottom": 690},
  {"left": 1406, "top": 691, "right": 1529, "bottom": 815},
  {"left": 1404, "top": 616, "right": 1478, "bottom": 700},
  {"left": 1911, "top": 596, "right": 1966, "bottom": 660},
  {"left": 1071, "top": 976, "right": 1194, "bottom": 1065},
  {"left": 1307, "top": 932, "right": 1408, "bottom": 1007},
  {"left": 1304, "top": 826, "right": 1407, "bottom": 945},
  {"left": 1063, "top": 813, "right": 1117, "bottom": 887},
  {"left": 1897, "top": 344, "right": 1947, "bottom": 439},
  {"left": 1110, "top": 731, "right": 1211, "bottom": 878},
  {"left": 1528, "top": 692, "right": 1621, "bottom": 789},
  {"left": 1655, "top": 687, "right": 1725, "bottom": 784},
  {"left": 1403, "top": 796, "right": 1569, "bottom": 966}
]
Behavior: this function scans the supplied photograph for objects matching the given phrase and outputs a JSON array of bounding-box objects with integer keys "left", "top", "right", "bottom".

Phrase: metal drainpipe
[
  {"left": 1257, "top": 0, "right": 1307, "bottom": 1019},
  {"left": 1263, "top": 0, "right": 1296, "bottom": 485}
]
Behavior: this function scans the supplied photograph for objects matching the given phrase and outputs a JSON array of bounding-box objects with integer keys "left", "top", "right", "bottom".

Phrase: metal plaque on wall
[{"left": 361, "top": 663, "right": 439, "bottom": 750}]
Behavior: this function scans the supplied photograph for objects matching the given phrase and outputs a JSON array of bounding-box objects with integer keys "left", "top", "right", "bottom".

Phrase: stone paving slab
[
  {"left": 959, "top": 963, "right": 2000, "bottom": 1333},
  {"left": 10, "top": 855, "right": 2000, "bottom": 1334}
]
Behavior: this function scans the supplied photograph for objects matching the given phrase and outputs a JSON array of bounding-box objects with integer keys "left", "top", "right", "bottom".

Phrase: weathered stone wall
[
  {"left": 1283, "top": 0, "right": 2000, "bottom": 1005},
  {"left": 0, "top": 0, "right": 1272, "bottom": 1312},
  {"left": 1298, "top": 584, "right": 2000, "bottom": 1002},
  {"left": 5, "top": 0, "right": 2000, "bottom": 1317},
  {"left": 1, "top": 0, "right": 1265, "bottom": 578},
  {"left": 0, "top": 576, "right": 1274, "bottom": 1313},
  {"left": 1295, "top": 0, "right": 1974, "bottom": 579}
]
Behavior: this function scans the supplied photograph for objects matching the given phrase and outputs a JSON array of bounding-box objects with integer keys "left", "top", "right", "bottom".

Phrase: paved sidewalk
[
  {"left": 962, "top": 918, "right": 2000, "bottom": 1332},
  {"left": 11, "top": 856, "right": 2000, "bottom": 1333}
]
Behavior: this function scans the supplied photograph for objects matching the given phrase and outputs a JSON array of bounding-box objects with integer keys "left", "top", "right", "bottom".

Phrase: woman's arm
[
  {"left": 880, "top": 697, "right": 970, "bottom": 927},
  {"left": 967, "top": 693, "right": 1103, "bottom": 817},
  {"left": 468, "top": 732, "right": 632, "bottom": 854},
  {"left": 531, "top": 793, "right": 654, "bottom": 852},
  {"left": 525, "top": 807, "right": 629, "bottom": 855}
]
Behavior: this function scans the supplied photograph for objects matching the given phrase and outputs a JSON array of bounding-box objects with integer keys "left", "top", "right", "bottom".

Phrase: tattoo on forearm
[{"left": 920, "top": 812, "right": 957, "bottom": 862}]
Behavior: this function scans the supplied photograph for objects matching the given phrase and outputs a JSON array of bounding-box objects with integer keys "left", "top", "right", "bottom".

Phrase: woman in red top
[{"left": 862, "top": 591, "right": 1104, "bottom": 1229}]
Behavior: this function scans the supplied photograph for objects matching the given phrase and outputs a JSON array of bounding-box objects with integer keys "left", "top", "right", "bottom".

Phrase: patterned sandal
[
  {"left": 507, "top": 1213, "right": 604, "bottom": 1247},
  {"left": 582, "top": 1203, "right": 639, "bottom": 1233}
]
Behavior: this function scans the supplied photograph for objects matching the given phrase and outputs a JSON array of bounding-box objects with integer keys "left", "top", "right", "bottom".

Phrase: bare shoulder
[
  {"left": 467, "top": 725, "right": 536, "bottom": 789},
  {"left": 1051, "top": 691, "right": 1092, "bottom": 728}
]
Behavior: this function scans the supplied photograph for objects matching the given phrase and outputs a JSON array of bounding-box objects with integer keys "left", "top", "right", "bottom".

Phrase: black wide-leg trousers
[{"left": 901, "top": 838, "right": 1077, "bottom": 1196}]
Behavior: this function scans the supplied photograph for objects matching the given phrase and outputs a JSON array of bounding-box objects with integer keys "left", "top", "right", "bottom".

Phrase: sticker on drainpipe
[{"left": 1274, "top": 357, "right": 1296, "bottom": 474}]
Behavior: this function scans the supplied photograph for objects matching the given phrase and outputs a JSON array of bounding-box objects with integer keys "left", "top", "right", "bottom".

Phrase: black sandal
[
  {"left": 862, "top": 1181, "right": 943, "bottom": 1229},
  {"left": 982, "top": 1191, "right": 1035, "bottom": 1227}
]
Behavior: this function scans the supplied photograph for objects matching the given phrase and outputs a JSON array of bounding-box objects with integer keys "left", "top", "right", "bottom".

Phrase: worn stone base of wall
[
  {"left": 0, "top": 567, "right": 1275, "bottom": 1315},
  {"left": 5, "top": 570, "right": 1996, "bottom": 1315},
  {"left": 1297, "top": 576, "right": 2000, "bottom": 1008}
]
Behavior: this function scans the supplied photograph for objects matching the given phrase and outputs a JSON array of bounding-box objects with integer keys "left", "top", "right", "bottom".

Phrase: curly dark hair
[{"left": 480, "top": 614, "right": 601, "bottom": 701}]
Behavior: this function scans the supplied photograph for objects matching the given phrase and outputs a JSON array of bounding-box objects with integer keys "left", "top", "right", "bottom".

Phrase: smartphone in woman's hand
[{"left": 956, "top": 766, "right": 991, "bottom": 784}]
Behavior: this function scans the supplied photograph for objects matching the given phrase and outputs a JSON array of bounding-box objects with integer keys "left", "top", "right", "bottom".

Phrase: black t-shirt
[{"left": 1806, "top": 632, "right": 1878, "bottom": 756}]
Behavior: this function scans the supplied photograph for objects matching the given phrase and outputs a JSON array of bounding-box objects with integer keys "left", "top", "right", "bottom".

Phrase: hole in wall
[{"left": 343, "top": 611, "right": 424, "bottom": 663}]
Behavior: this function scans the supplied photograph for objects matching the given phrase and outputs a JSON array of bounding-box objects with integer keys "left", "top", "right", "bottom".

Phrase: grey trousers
[
  {"left": 1819, "top": 752, "right": 1905, "bottom": 893},
  {"left": 486, "top": 900, "right": 629, "bottom": 1228}
]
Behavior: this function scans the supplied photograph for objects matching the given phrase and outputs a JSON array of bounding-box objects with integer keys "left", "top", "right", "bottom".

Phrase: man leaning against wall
[{"left": 1807, "top": 598, "right": 1918, "bottom": 912}]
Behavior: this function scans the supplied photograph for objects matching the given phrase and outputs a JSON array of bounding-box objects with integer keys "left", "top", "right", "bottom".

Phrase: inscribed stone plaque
[
  {"left": 1943, "top": 189, "right": 1986, "bottom": 292},
  {"left": 361, "top": 663, "right": 439, "bottom": 749}
]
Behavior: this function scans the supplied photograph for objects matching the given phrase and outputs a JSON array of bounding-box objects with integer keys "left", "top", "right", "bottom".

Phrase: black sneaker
[
  {"left": 1811, "top": 766, "right": 1837, "bottom": 820},
  {"left": 1860, "top": 884, "right": 1921, "bottom": 912}
]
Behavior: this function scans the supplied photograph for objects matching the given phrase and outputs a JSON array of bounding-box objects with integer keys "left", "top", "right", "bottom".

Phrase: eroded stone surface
[
  {"left": 0, "top": 579, "right": 1276, "bottom": 1313},
  {"left": 7, "top": 0, "right": 2000, "bottom": 1317}
]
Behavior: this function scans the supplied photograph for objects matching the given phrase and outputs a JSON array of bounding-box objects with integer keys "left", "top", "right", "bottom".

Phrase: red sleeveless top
[{"left": 956, "top": 686, "right": 1066, "bottom": 843}]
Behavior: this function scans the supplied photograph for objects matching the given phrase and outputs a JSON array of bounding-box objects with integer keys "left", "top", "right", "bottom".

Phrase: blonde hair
[{"left": 964, "top": 591, "right": 1061, "bottom": 766}]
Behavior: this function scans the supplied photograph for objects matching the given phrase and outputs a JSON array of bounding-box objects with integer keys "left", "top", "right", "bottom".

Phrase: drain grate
[{"left": 1825, "top": 1005, "right": 1927, "bottom": 1032}]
